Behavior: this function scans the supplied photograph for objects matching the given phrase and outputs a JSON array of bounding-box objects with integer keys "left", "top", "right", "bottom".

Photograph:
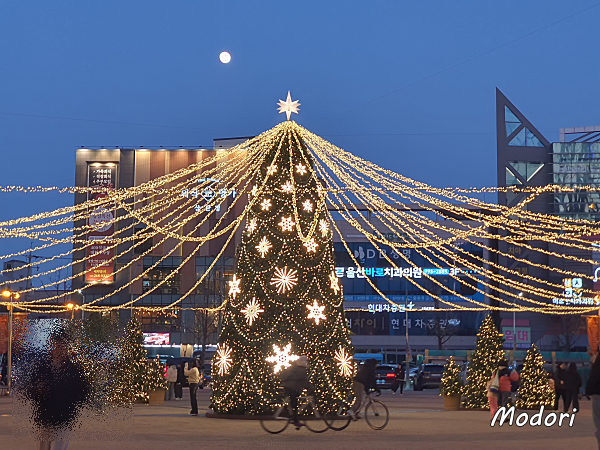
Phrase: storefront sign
[
  {"left": 143, "top": 333, "right": 170, "bottom": 345},
  {"left": 502, "top": 327, "right": 531, "bottom": 349},
  {"left": 181, "top": 178, "right": 237, "bottom": 212},
  {"left": 334, "top": 266, "right": 478, "bottom": 279}
]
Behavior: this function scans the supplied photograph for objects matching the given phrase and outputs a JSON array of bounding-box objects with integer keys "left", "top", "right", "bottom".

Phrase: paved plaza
[{"left": 0, "top": 389, "right": 597, "bottom": 450}]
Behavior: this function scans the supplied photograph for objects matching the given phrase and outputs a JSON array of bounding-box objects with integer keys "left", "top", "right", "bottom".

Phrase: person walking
[
  {"left": 392, "top": 364, "right": 405, "bottom": 395},
  {"left": 165, "top": 364, "right": 177, "bottom": 401},
  {"left": 564, "top": 362, "right": 582, "bottom": 413},
  {"left": 498, "top": 361, "right": 518, "bottom": 408},
  {"left": 554, "top": 362, "right": 567, "bottom": 411},
  {"left": 174, "top": 362, "right": 185, "bottom": 400},
  {"left": 486, "top": 370, "right": 499, "bottom": 419},
  {"left": 184, "top": 360, "right": 200, "bottom": 416},
  {"left": 348, "top": 359, "right": 379, "bottom": 420},
  {"left": 586, "top": 355, "right": 600, "bottom": 449}
]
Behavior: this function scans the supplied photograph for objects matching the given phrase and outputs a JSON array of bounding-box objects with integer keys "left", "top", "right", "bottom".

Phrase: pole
[
  {"left": 7, "top": 295, "right": 14, "bottom": 393},
  {"left": 405, "top": 279, "right": 410, "bottom": 388}
]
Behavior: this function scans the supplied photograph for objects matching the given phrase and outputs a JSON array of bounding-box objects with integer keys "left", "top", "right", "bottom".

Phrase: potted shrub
[
  {"left": 146, "top": 357, "right": 168, "bottom": 405},
  {"left": 440, "top": 357, "right": 463, "bottom": 410}
]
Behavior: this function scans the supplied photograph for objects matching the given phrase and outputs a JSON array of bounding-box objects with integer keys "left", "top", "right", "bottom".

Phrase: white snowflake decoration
[
  {"left": 319, "top": 218, "right": 329, "bottom": 237},
  {"left": 216, "top": 344, "right": 233, "bottom": 376},
  {"left": 329, "top": 271, "right": 340, "bottom": 295},
  {"left": 241, "top": 297, "right": 264, "bottom": 326},
  {"left": 302, "top": 199, "right": 313, "bottom": 212},
  {"left": 278, "top": 216, "right": 295, "bottom": 232},
  {"left": 255, "top": 236, "right": 272, "bottom": 258},
  {"left": 260, "top": 198, "right": 272, "bottom": 211},
  {"left": 267, "top": 164, "right": 278, "bottom": 176},
  {"left": 266, "top": 343, "right": 299, "bottom": 373},
  {"left": 270, "top": 266, "right": 298, "bottom": 294},
  {"left": 306, "top": 300, "right": 326, "bottom": 325},
  {"left": 281, "top": 180, "right": 294, "bottom": 193},
  {"left": 296, "top": 163, "right": 307, "bottom": 175},
  {"left": 335, "top": 347, "right": 353, "bottom": 377},
  {"left": 247, "top": 217, "right": 257, "bottom": 233},
  {"left": 303, "top": 238, "right": 318, "bottom": 253},
  {"left": 250, "top": 185, "right": 259, "bottom": 197},
  {"left": 229, "top": 274, "right": 242, "bottom": 300}
]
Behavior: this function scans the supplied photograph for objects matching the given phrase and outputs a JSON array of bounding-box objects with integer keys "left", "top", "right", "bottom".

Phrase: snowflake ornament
[
  {"left": 270, "top": 266, "right": 298, "bottom": 294},
  {"left": 216, "top": 344, "right": 233, "bottom": 376},
  {"left": 241, "top": 297, "right": 264, "bottom": 326},
  {"left": 329, "top": 271, "right": 341, "bottom": 295},
  {"left": 250, "top": 185, "right": 259, "bottom": 197},
  {"left": 335, "top": 346, "right": 353, "bottom": 377},
  {"left": 319, "top": 219, "right": 329, "bottom": 237},
  {"left": 266, "top": 164, "right": 278, "bottom": 176},
  {"left": 296, "top": 163, "right": 307, "bottom": 175},
  {"left": 302, "top": 199, "right": 313, "bottom": 212},
  {"left": 266, "top": 343, "right": 299, "bottom": 373},
  {"left": 278, "top": 216, "right": 295, "bottom": 232},
  {"left": 247, "top": 217, "right": 258, "bottom": 233},
  {"left": 306, "top": 300, "right": 326, "bottom": 325},
  {"left": 304, "top": 238, "right": 318, "bottom": 253},
  {"left": 255, "top": 236, "right": 272, "bottom": 258},
  {"left": 260, "top": 198, "right": 272, "bottom": 211},
  {"left": 229, "top": 274, "right": 242, "bottom": 299},
  {"left": 281, "top": 181, "right": 294, "bottom": 193}
]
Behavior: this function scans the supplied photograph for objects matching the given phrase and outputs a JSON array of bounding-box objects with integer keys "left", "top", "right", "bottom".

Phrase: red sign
[
  {"left": 85, "top": 164, "right": 117, "bottom": 284},
  {"left": 0, "top": 316, "right": 7, "bottom": 354}
]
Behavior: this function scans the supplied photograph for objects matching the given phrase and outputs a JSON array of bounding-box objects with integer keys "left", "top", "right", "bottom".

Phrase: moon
[{"left": 219, "top": 52, "right": 231, "bottom": 64}]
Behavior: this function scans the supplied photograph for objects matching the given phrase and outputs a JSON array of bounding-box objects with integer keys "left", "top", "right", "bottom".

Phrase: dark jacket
[
  {"left": 280, "top": 365, "right": 311, "bottom": 392},
  {"left": 564, "top": 370, "right": 582, "bottom": 392},
  {"left": 587, "top": 358, "right": 600, "bottom": 396},
  {"left": 394, "top": 365, "right": 405, "bottom": 381},
  {"left": 176, "top": 364, "right": 187, "bottom": 384},
  {"left": 554, "top": 368, "right": 566, "bottom": 392},
  {"left": 22, "top": 354, "right": 89, "bottom": 429},
  {"left": 355, "top": 361, "right": 378, "bottom": 393}
]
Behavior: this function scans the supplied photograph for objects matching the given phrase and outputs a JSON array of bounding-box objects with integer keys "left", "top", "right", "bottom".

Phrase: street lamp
[
  {"left": 66, "top": 303, "right": 79, "bottom": 320},
  {"left": 2, "top": 290, "right": 20, "bottom": 393}
]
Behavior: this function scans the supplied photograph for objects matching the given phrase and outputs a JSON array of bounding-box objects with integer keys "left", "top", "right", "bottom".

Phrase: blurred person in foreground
[
  {"left": 279, "top": 356, "right": 313, "bottom": 427},
  {"left": 348, "top": 358, "right": 380, "bottom": 420}
]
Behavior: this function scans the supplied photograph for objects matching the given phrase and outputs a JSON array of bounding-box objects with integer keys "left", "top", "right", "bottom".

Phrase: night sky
[{"left": 1, "top": 1, "right": 599, "bottom": 257}]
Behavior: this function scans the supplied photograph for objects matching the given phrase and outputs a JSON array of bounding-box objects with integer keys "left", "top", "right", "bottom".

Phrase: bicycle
[
  {"left": 260, "top": 391, "right": 329, "bottom": 434},
  {"left": 326, "top": 391, "right": 389, "bottom": 431}
]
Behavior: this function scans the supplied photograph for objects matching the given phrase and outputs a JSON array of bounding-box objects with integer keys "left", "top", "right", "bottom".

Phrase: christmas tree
[
  {"left": 440, "top": 357, "right": 462, "bottom": 396},
  {"left": 211, "top": 121, "right": 354, "bottom": 415},
  {"left": 462, "top": 316, "right": 505, "bottom": 409},
  {"left": 516, "top": 344, "right": 554, "bottom": 409}
]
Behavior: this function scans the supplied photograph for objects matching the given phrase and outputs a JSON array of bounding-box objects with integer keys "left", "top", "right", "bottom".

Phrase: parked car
[
  {"left": 414, "top": 364, "right": 444, "bottom": 391},
  {"left": 375, "top": 364, "right": 397, "bottom": 390}
]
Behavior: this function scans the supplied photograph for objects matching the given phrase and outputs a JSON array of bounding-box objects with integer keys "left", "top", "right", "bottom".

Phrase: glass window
[
  {"left": 509, "top": 128, "right": 526, "bottom": 146},
  {"left": 505, "top": 106, "right": 520, "bottom": 123},
  {"left": 506, "top": 121, "right": 520, "bottom": 137},
  {"left": 506, "top": 167, "right": 521, "bottom": 186},
  {"left": 509, "top": 127, "right": 544, "bottom": 147}
]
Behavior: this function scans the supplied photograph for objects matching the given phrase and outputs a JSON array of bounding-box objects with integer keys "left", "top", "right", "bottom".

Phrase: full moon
[{"left": 219, "top": 52, "right": 231, "bottom": 64}]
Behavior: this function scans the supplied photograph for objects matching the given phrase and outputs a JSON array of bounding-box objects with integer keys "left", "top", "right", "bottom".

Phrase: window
[
  {"left": 143, "top": 267, "right": 181, "bottom": 294},
  {"left": 134, "top": 309, "right": 181, "bottom": 332},
  {"left": 505, "top": 106, "right": 521, "bottom": 137},
  {"left": 509, "top": 128, "right": 544, "bottom": 147},
  {"left": 506, "top": 162, "right": 544, "bottom": 185}
]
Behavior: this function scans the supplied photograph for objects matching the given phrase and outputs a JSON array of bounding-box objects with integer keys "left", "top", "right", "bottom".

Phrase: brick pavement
[{"left": 0, "top": 389, "right": 597, "bottom": 450}]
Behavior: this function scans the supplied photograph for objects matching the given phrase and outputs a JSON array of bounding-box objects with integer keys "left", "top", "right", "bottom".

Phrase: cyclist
[
  {"left": 280, "top": 356, "right": 312, "bottom": 427},
  {"left": 348, "top": 358, "right": 380, "bottom": 420}
]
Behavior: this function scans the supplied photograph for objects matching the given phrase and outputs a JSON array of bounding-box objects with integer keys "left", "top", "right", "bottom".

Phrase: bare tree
[
  {"left": 191, "top": 307, "right": 219, "bottom": 369},
  {"left": 556, "top": 314, "right": 586, "bottom": 352}
]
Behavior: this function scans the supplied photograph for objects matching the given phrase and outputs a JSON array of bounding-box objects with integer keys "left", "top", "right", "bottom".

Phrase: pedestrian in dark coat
[
  {"left": 586, "top": 355, "right": 600, "bottom": 449},
  {"left": 564, "top": 362, "right": 582, "bottom": 412},
  {"left": 279, "top": 356, "right": 312, "bottom": 426},
  {"left": 554, "top": 362, "right": 567, "bottom": 411},
  {"left": 392, "top": 365, "right": 405, "bottom": 395},
  {"left": 175, "top": 362, "right": 186, "bottom": 400}
]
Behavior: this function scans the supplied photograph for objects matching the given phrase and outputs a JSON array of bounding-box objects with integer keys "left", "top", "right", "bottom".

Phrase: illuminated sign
[
  {"left": 552, "top": 277, "right": 599, "bottom": 306},
  {"left": 143, "top": 333, "right": 170, "bottom": 345},
  {"left": 334, "top": 266, "right": 478, "bottom": 279},
  {"left": 181, "top": 178, "right": 237, "bottom": 212}
]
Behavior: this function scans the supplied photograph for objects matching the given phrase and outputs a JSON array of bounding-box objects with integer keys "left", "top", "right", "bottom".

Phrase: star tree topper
[{"left": 277, "top": 91, "right": 300, "bottom": 121}]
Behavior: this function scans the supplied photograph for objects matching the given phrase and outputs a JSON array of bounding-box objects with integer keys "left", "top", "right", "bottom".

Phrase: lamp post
[
  {"left": 2, "top": 290, "right": 20, "bottom": 393},
  {"left": 66, "top": 303, "right": 79, "bottom": 320}
]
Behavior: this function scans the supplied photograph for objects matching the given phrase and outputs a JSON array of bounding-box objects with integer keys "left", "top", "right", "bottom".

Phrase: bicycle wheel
[
  {"left": 260, "top": 407, "right": 291, "bottom": 434},
  {"left": 325, "top": 414, "right": 351, "bottom": 431},
  {"left": 364, "top": 400, "right": 389, "bottom": 430},
  {"left": 301, "top": 402, "right": 329, "bottom": 433}
]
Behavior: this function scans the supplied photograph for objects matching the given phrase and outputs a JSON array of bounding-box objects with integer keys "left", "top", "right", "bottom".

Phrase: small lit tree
[
  {"left": 462, "top": 316, "right": 505, "bottom": 409},
  {"left": 516, "top": 344, "right": 554, "bottom": 409},
  {"left": 440, "top": 357, "right": 462, "bottom": 397}
]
